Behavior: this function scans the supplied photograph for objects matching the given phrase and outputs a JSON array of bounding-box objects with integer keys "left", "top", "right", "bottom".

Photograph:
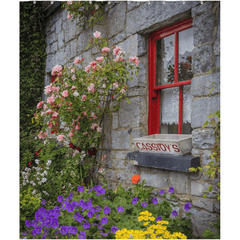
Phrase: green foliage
[
  {"left": 202, "top": 217, "right": 220, "bottom": 239},
  {"left": 189, "top": 81, "right": 220, "bottom": 201},
  {"left": 21, "top": 180, "right": 193, "bottom": 239},
  {"left": 20, "top": 187, "right": 41, "bottom": 234},
  {"left": 20, "top": 1, "right": 46, "bottom": 159},
  {"left": 62, "top": 1, "right": 108, "bottom": 30}
]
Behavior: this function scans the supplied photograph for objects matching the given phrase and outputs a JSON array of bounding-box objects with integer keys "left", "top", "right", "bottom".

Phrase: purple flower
[
  {"left": 169, "top": 187, "right": 175, "bottom": 193},
  {"left": 87, "top": 210, "right": 94, "bottom": 218},
  {"left": 25, "top": 220, "right": 32, "bottom": 228},
  {"left": 22, "top": 232, "right": 27, "bottom": 235},
  {"left": 111, "top": 226, "right": 119, "bottom": 234},
  {"left": 83, "top": 222, "right": 90, "bottom": 229},
  {"left": 102, "top": 197, "right": 105, "bottom": 199},
  {"left": 69, "top": 192, "right": 73, "bottom": 200},
  {"left": 72, "top": 201, "right": 79, "bottom": 208},
  {"left": 78, "top": 186, "right": 85, "bottom": 192},
  {"left": 51, "top": 218, "right": 59, "bottom": 229},
  {"left": 35, "top": 226, "right": 42, "bottom": 234},
  {"left": 31, "top": 220, "right": 38, "bottom": 228},
  {"left": 41, "top": 199, "right": 46, "bottom": 205},
  {"left": 141, "top": 202, "right": 148, "bottom": 207},
  {"left": 44, "top": 217, "right": 52, "bottom": 228},
  {"left": 117, "top": 207, "right": 124, "bottom": 213},
  {"left": 96, "top": 214, "right": 100, "bottom": 219},
  {"left": 99, "top": 188, "right": 106, "bottom": 195},
  {"left": 79, "top": 200, "right": 84, "bottom": 207},
  {"left": 172, "top": 210, "right": 178, "bottom": 217},
  {"left": 69, "top": 226, "right": 77, "bottom": 234},
  {"left": 102, "top": 232, "right": 108, "bottom": 237},
  {"left": 35, "top": 213, "right": 43, "bottom": 222},
  {"left": 104, "top": 206, "right": 111, "bottom": 214},
  {"left": 96, "top": 192, "right": 101, "bottom": 196},
  {"left": 57, "top": 195, "right": 64, "bottom": 203},
  {"left": 156, "top": 216, "right": 162, "bottom": 221},
  {"left": 98, "top": 223, "right": 104, "bottom": 229},
  {"left": 160, "top": 190, "right": 165, "bottom": 195},
  {"left": 184, "top": 202, "right": 191, "bottom": 211},
  {"left": 60, "top": 225, "right": 68, "bottom": 235},
  {"left": 132, "top": 197, "right": 138, "bottom": 205},
  {"left": 94, "top": 206, "right": 101, "bottom": 212},
  {"left": 66, "top": 203, "right": 74, "bottom": 212},
  {"left": 82, "top": 202, "right": 89, "bottom": 210},
  {"left": 78, "top": 231, "right": 86, "bottom": 239},
  {"left": 152, "top": 197, "right": 158, "bottom": 204},
  {"left": 76, "top": 214, "right": 84, "bottom": 223},
  {"left": 100, "top": 217, "right": 108, "bottom": 225}
]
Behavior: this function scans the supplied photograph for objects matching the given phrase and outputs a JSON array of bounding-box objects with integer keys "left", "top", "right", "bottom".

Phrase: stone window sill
[{"left": 127, "top": 152, "right": 200, "bottom": 172}]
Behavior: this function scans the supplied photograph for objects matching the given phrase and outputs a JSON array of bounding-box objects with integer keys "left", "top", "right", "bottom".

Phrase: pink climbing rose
[
  {"left": 62, "top": 90, "right": 69, "bottom": 98},
  {"left": 57, "top": 135, "right": 64, "bottom": 141},
  {"left": 102, "top": 47, "right": 110, "bottom": 53},
  {"left": 93, "top": 31, "right": 101, "bottom": 39}
]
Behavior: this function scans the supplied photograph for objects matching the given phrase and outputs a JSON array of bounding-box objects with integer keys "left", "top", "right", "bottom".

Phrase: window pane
[
  {"left": 178, "top": 28, "right": 194, "bottom": 82},
  {"left": 156, "top": 34, "right": 175, "bottom": 86},
  {"left": 182, "top": 85, "right": 192, "bottom": 134},
  {"left": 160, "top": 87, "right": 179, "bottom": 134}
]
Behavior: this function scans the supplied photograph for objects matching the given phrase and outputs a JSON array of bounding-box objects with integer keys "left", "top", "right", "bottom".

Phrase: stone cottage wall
[{"left": 43, "top": 1, "right": 220, "bottom": 237}]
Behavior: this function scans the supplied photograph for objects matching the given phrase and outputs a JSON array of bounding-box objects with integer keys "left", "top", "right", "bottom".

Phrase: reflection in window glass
[
  {"left": 182, "top": 85, "right": 192, "bottom": 134},
  {"left": 178, "top": 28, "right": 194, "bottom": 82},
  {"left": 156, "top": 34, "right": 175, "bottom": 86}
]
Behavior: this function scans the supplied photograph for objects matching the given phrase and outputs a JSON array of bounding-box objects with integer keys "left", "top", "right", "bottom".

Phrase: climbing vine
[{"left": 20, "top": 2, "right": 47, "bottom": 160}]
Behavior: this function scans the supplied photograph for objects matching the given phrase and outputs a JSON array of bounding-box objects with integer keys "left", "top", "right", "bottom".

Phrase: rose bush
[{"left": 33, "top": 31, "right": 139, "bottom": 188}]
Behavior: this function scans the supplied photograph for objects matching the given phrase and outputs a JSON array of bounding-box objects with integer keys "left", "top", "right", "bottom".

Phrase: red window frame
[{"left": 148, "top": 18, "right": 193, "bottom": 135}]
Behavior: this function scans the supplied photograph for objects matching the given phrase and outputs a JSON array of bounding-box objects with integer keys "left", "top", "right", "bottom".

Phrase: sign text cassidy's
[{"left": 136, "top": 142, "right": 180, "bottom": 153}]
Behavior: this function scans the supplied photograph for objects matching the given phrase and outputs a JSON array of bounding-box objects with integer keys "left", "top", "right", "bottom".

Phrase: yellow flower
[
  {"left": 144, "top": 221, "right": 150, "bottom": 226},
  {"left": 143, "top": 215, "right": 149, "bottom": 221},
  {"left": 149, "top": 216, "right": 155, "bottom": 221}
]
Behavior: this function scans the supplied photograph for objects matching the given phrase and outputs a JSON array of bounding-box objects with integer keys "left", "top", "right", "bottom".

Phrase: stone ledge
[{"left": 127, "top": 152, "right": 200, "bottom": 172}]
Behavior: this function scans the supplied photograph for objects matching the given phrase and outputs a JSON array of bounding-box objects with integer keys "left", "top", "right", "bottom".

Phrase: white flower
[
  {"left": 32, "top": 189, "right": 36, "bottom": 195},
  {"left": 35, "top": 159, "right": 40, "bottom": 164},
  {"left": 73, "top": 91, "right": 79, "bottom": 97},
  {"left": 42, "top": 177, "right": 47, "bottom": 183},
  {"left": 102, "top": 84, "right": 106, "bottom": 88},
  {"left": 46, "top": 160, "right": 52, "bottom": 166},
  {"left": 46, "top": 167, "right": 50, "bottom": 170},
  {"left": 23, "top": 181, "right": 26, "bottom": 186},
  {"left": 38, "top": 182, "right": 42, "bottom": 185},
  {"left": 32, "top": 183, "right": 36, "bottom": 186}
]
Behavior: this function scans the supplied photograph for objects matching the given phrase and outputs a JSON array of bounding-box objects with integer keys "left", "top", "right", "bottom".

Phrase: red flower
[
  {"left": 76, "top": 147, "right": 81, "bottom": 152},
  {"left": 38, "top": 149, "right": 42, "bottom": 153},
  {"left": 88, "top": 147, "right": 97, "bottom": 156},
  {"left": 28, "top": 161, "right": 33, "bottom": 166},
  {"left": 131, "top": 174, "right": 141, "bottom": 184},
  {"left": 35, "top": 152, "right": 38, "bottom": 156},
  {"left": 69, "top": 143, "right": 76, "bottom": 150}
]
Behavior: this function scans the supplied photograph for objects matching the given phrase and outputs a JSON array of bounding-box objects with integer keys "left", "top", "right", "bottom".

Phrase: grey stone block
[
  {"left": 105, "top": 169, "right": 115, "bottom": 182},
  {"left": 191, "top": 73, "right": 220, "bottom": 97},
  {"left": 191, "top": 96, "right": 220, "bottom": 128},
  {"left": 58, "top": 31, "right": 65, "bottom": 49},
  {"left": 184, "top": 208, "right": 219, "bottom": 236},
  {"left": 112, "top": 159, "right": 126, "bottom": 169},
  {"left": 127, "top": 62, "right": 146, "bottom": 88},
  {"left": 109, "top": 33, "right": 126, "bottom": 47},
  {"left": 192, "top": 1, "right": 213, "bottom": 18},
  {"left": 51, "top": 23, "right": 56, "bottom": 33},
  {"left": 115, "top": 151, "right": 128, "bottom": 160},
  {"left": 47, "top": 32, "right": 57, "bottom": 45},
  {"left": 191, "top": 181, "right": 209, "bottom": 196},
  {"left": 112, "top": 112, "right": 119, "bottom": 130},
  {"left": 126, "top": 87, "right": 146, "bottom": 97},
  {"left": 169, "top": 172, "right": 190, "bottom": 194},
  {"left": 125, "top": 1, "right": 198, "bottom": 37},
  {"left": 70, "top": 39, "right": 77, "bottom": 59},
  {"left": 112, "top": 130, "right": 130, "bottom": 149},
  {"left": 107, "top": 2, "right": 126, "bottom": 39},
  {"left": 213, "top": 39, "right": 220, "bottom": 56},
  {"left": 103, "top": 115, "right": 112, "bottom": 149},
  {"left": 131, "top": 127, "right": 147, "bottom": 139},
  {"left": 56, "top": 18, "right": 62, "bottom": 34},
  {"left": 202, "top": 150, "right": 213, "bottom": 165},
  {"left": 119, "top": 97, "right": 147, "bottom": 128},
  {"left": 46, "top": 45, "right": 51, "bottom": 55},
  {"left": 193, "top": 11, "right": 216, "bottom": 46},
  {"left": 77, "top": 29, "right": 93, "bottom": 52},
  {"left": 63, "top": 18, "right": 78, "bottom": 43},
  {"left": 51, "top": 42, "right": 58, "bottom": 54},
  {"left": 45, "top": 54, "right": 56, "bottom": 73},
  {"left": 82, "top": 50, "right": 94, "bottom": 67},
  {"left": 140, "top": 171, "right": 169, "bottom": 189},
  {"left": 62, "top": 8, "right": 68, "bottom": 22},
  {"left": 192, "top": 128, "right": 215, "bottom": 149},
  {"left": 192, "top": 44, "right": 214, "bottom": 74},
  {"left": 127, "top": 1, "right": 141, "bottom": 12},
  {"left": 192, "top": 198, "right": 214, "bottom": 212}
]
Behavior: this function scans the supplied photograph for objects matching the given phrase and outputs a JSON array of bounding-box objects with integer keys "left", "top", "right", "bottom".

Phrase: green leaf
[
  {"left": 203, "top": 194, "right": 207, "bottom": 198},
  {"left": 208, "top": 185, "right": 212, "bottom": 192},
  {"left": 202, "top": 121, "right": 209, "bottom": 128}
]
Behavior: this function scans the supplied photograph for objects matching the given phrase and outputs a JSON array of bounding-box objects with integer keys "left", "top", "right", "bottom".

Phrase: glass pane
[
  {"left": 156, "top": 34, "right": 175, "bottom": 86},
  {"left": 178, "top": 28, "right": 194, "bottom": 82},
  {"left": 160, "top": 87, "right": 179, "bottom": 134},
  {"left": 182, "top": 85, "right": 192, "bottom": 134}
]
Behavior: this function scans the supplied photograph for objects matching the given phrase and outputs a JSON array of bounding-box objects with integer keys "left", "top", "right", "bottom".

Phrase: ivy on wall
[{"left": 20, "top": 2, "right": 47, "bottom": 160}]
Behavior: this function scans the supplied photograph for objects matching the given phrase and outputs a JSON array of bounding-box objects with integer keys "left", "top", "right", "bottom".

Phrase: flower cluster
[{"left": 115, "top": 211, "right": 187, "bottom": 239}]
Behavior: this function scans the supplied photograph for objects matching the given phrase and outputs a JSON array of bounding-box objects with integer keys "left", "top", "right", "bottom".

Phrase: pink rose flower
[
  {"left": 52, "top": 112, "right": 59, "bottom": 117},
  {"left": 47, "top": 95, "right": 55, "bottom": 104},
  {"left": 51, "top": 65, "right": 62, "bottom": 76},
  {"left": 82, "top": 95, "right": 87, "bottom": 101},
  {"left": 71, "top": 68, "right": 76, "bottom": 73},
  {"left": 71, "top": 86, "right": 76, "bottom": 90},
  {"left": 93, "top": 31, "right": 101, "bottom": 39},
  {"left": 102, "top": 47, "right": 110, "bottom": 53},
  {"left": 90, "top": 61, "right": 97, "bottom": 66},
  {"left": 96, "top": 126, "right": 102, "bottom": 133},
  {"left": 87, "top": 83, "right": 95, "bottom": 93},
  {"left": 120, "top": 89, "right": 126, "bottom": 94},
  {"left": 44, "top": 85, "right": 52, "bottom": 94},
  {"left": 113, "top": 46, "right": 124, "bottom": 56},
  {"left": 67, "top": 12, "right": 73, "bottom": 19},
  {"left": 73, "top": 57, "right": 80, "bottom": 65},
  {"left": 91, "top": 123, "right": 97, "bottom": 130},
  {"left": 37, "top": 101, "right": 44, "bottom": 109},
  {"left": 62, "top": 90, "right": 69, "bottom": 98},
  {"left": 72, "top": 75, "right": 76, "bottom": 80},
  {"left": 57, "top": 135, "right": 64, "bottom": 141},
  {"left": 75, "top": 125, "right": 79, "bottom": 130},
  {"left": 67, "top": 1, "right": 72, "bottom": 5},
  {"left": 129, "top": 56, "right": 139, "bottom": 66},
  {"left": 69, "top": 132, "right": 74, "bottom": 137},
  {"left": 85, "top": 66, "right": 91, "bottom": 73},
  {"left": 113, "top": 82, "right": 118, "bottom": 89},
  {"left": 96, "top": 56, "right": 104, "bottom": 62}
]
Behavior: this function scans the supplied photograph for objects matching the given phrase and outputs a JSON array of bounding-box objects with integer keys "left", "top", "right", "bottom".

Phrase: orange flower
[{"left": 131, "top": 174, "right": 141, "bottom": 184}]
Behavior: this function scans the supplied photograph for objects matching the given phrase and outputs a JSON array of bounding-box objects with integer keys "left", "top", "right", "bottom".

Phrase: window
[{"left": 148, "top": 18, "right": 193, "bottom": 135}]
